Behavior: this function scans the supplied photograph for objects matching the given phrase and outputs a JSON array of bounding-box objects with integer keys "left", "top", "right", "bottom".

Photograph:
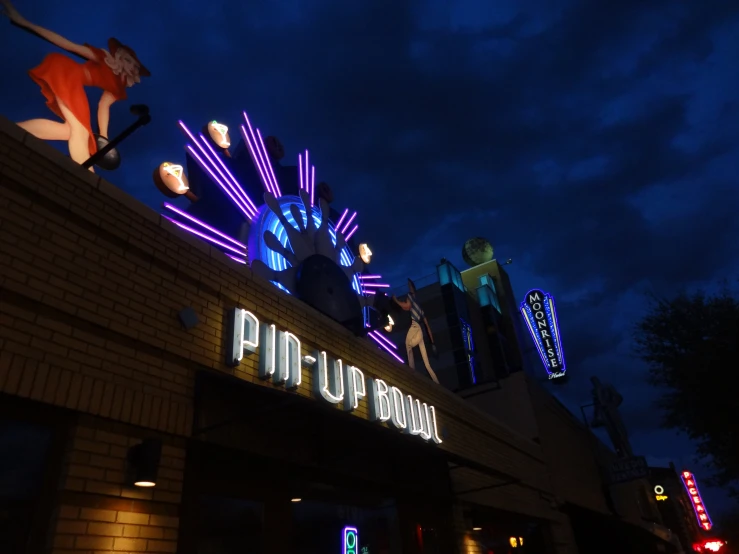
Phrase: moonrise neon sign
[
  {"left": 680, "top": 470, "right": 713, "bottom": 531},
  {"left": 520, "top": 289, "right": 566, "bottom": 379}
]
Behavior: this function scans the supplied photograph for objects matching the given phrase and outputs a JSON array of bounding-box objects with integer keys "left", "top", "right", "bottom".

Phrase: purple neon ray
[
  {"left": 311, "top": 165, "right": 315, "bottom": 207},
  {"left": 304, "top": 150, "right": 310, "bottom": 205},
  {"left": 185, "top": 145, "right": 254, "bottom": 220},
  {"left": 341, "top": 211, "right": 357, "bottom": 234},
  {"left": 198, "top": 134, "right": 259, "bottom": 214},
  {"left": 363, "top": 290, "right": 376, "bottom": 295},
  {"left": 163, "top": 203, "right": 246, "bottom": 249},
  {"left": 242, "top": 114, "right": 275, "bottom": 195},
  {"left": 335, "top": 208, "right": 349, "bottom": 230},
  {"left": 226, "top": 254, "right": 247, "bottom": 264},
  {"left": 257, "top": 128, "right": 281, "bottom": 196},
  {"left": 368, "top": 333, "right": 404, "bottom": 363},
  {"left": 361, "top": 283, "right": 390, "bottom": 288},
  {"left": 163, "top": 215, "right": 246, "bottom": 256},
  {"left": 370, "top": 330, "right": 398, "bottom": 350},
  {"left": 358, "top": 275, "right": 383, "bottom": 279},
  {"left": 179, "top": 121, "right": 255, "bottom": 218},
  {"left": 239, "top": 124, "right": 274, "bottom": 196},
  {"left": 344, "top": 225, "right": 359, "bottom": 242},
  {"left": 298, "top": 153, "right": 304, "bottom": 190}
]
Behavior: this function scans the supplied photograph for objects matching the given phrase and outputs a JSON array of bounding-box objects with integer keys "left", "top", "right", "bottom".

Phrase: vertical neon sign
[
  {"left": 680, "top": 470, "right": 712, "bottom": 531},
  {"left": 520, "top": 289, "right": 566, "bottom": 379},
  {"left": 343, "top": 526, "right": 359, "bottom": 554}
]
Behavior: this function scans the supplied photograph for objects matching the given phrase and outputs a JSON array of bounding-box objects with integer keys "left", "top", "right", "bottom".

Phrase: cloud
[{"left": 2, "top": 0, "right": 738, "bottom": 516}]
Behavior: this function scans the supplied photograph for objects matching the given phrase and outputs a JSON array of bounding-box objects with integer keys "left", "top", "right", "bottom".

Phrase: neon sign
[
  {"left": 228, "top": 308, "right": 443, "bottom": 444},
  {"left": 343, "top": 527, "right": 359, "bottom": 554},
  {"left": 654, "top": 485, "right": 668, "bottom": 501},
  {"left": 520, "top": 289, "right": 566, "bottom": 378},
  {"left": 680, "top": 471, "right": 712, "bottom": 531}
]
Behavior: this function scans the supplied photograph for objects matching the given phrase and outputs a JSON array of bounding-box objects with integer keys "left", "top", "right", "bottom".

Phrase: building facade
[
  {"left": 387, "top": 256, "right": 681, "bottom": 553},
  {"left": 0, "top": 116, "right": 579, "bottom": 553}
]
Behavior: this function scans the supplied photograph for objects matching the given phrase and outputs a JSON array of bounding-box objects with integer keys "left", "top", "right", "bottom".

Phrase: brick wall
[{"left": 0, "top": 116, "right": 561, "bottom": 549}]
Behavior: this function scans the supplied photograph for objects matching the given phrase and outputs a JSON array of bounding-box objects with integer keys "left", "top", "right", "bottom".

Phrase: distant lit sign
[
  {"left": 343, "top": 527, "right": 359, "bottom": 554},
  {"left": 703, "top": 540, "right": 725, "bottom": 552},
  {"left": 654, "top": 485, "right": 668, "bottom": 501},
  {"left": 681, "top": 471, "right": 712, "bottom": 531},
  {"left": 228, "top": 308, "right": 443, "bottom": 444},
  {"left": 694, "top": 540, "right": 726, "bottom": 553},
  {"left": 509, "top": 537, "right": 524, "bottom": 548},
  {"left": 520, "top": 289, "right": 566, "bottom": 378}
]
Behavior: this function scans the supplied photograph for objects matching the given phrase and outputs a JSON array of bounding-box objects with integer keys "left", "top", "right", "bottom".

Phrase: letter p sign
[{"left": 343, "top": 526, "right": 358, "bottom": 554}]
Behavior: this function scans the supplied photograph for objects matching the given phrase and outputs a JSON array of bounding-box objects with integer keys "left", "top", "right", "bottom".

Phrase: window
[
  {"left": 292, "top": 500, "right": 401, "bottom": 554},
  {"left": 477, "top": 274, "right": 501, "bottom": 313},
  {"left": 0, "top": 420, "right": 54, "bottom": 554},
  {"left": 459, "top": 318, "right": 477, "bottom": 385},
  {"left": 437, "top": 261, "right": 466, "bottom": 293},
  {"left": 193, "top": 496, "right": 263, "bottom": 554}
]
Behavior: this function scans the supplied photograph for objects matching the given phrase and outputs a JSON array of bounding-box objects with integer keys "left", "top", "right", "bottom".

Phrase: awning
[{"left": 564, "top": 503, "right": 680, "bottom": 554}]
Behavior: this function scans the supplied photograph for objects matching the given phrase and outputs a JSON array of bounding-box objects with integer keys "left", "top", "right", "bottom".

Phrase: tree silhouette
[{"left": 634, "top": 286, "right": 739, "bottom": 498}]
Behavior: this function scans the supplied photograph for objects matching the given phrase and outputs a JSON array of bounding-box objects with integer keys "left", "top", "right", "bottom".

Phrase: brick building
[{"left": 0, "top": 116, "right": 585, "bottom": 553}]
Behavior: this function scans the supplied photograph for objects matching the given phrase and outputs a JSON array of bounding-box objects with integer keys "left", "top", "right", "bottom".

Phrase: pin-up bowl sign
[
  {"left": 520, "top": 289, "right": 566, "bottom": 379},
  {"left": 680, "top": 471, "right": 712, "bottom": 531}
]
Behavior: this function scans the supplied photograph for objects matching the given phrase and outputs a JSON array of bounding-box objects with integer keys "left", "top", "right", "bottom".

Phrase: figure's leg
[
  {"left": 55, "top": 96, "right": 94, "bottom": 171},
  {"left": 406, "top": 325, "right": 422, "bottom": 369},
  {"left": 417, "top": 341, "right": 440, "bottom": 383},
  {"left": 17, "top": 118, "right": 70, "bottom": 141}
]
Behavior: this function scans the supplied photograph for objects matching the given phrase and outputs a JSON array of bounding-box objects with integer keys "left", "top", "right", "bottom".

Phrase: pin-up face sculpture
[
  {"left": 153, "top": 162, "right": 196, "bottom": 200},
  {"left": 358, "top": 243, "right": 372, "bottom": 264},
  {"left": 207, "top": 121, "right": 231, "bottom": 148}
]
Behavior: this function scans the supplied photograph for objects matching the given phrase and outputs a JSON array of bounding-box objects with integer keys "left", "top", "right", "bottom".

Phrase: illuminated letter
[
  {"left": 389, "top": 387, "right": 407, "bottom": 430},
  {"left": 405, "top": 395, "right": 427, "bottom": 437},
  {"left": 275, "top": 331, "right": 301, "bottom": 388},
  {"left": 258, "top": 323, "right": 276, "bottom": 380},
  {"left": 343, "top": 365, "right": 366, "bottom": 412},
  {"left": 228, "top": 308, "right": 260, "bottom": 365},
  {"left": 367, "top": 378, "right": 391, "bottom": 422},
  {"left": 428, "top": 405, "right": 443, "bottom": 444},
  {"left": 315, "top": 351, "right": 344, "bottom": 404}
]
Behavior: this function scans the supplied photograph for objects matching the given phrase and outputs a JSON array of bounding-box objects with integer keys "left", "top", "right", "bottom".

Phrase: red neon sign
[{"left": 681, "top": 471, "right": 712, "bottom": 531}]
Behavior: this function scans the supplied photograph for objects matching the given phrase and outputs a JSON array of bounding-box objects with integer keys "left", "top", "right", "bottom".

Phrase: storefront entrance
[{"left": 180, "top": 371, "right": 458, "bottom": 554}]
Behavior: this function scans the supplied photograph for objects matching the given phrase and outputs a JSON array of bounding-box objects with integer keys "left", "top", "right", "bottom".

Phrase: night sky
[{"left": 1, "top": 0, "right": 737, "bottom": 519}]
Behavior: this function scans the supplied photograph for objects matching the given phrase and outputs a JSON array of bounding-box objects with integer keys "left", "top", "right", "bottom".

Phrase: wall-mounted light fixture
[
  {"left": 127, "top": 438, "right": 162, "bottom": 487},
  {"left": 178, "top": 307, "right": 200, "bottom": 330}
]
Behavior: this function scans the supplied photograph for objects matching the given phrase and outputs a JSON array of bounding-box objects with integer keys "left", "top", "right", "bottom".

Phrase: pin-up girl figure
[{"left": 1, "top": 0, "right": 150, "bottom": 171}]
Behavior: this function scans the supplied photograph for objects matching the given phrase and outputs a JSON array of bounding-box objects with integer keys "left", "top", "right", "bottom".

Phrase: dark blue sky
[{"left": 2, "top": 0, "right": 737, "bottom": 518}]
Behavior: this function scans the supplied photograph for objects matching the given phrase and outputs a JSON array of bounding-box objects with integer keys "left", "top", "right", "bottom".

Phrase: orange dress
[{"left": 28, "top": 44, "right": 128, "bottom": 156}]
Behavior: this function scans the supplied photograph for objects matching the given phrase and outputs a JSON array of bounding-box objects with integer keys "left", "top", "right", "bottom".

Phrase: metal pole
[{"left": 82, "top": 105, "right": 151, "bottom": 169}]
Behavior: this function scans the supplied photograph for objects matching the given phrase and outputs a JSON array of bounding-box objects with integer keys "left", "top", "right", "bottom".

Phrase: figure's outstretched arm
[{"left": 2, "top": 0, "right": 95, "bottom": 60}]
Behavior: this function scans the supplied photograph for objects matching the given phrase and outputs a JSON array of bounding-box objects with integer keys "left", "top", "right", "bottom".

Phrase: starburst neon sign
[
  {"left": 681, "top": 471, "right": 712, "bottom": 531},
  {"left": 158, "top": 111, "right": 403, "bottom": 362},
  {"left": 520, "top": 289, "right": 566, "bottom": 378}
]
